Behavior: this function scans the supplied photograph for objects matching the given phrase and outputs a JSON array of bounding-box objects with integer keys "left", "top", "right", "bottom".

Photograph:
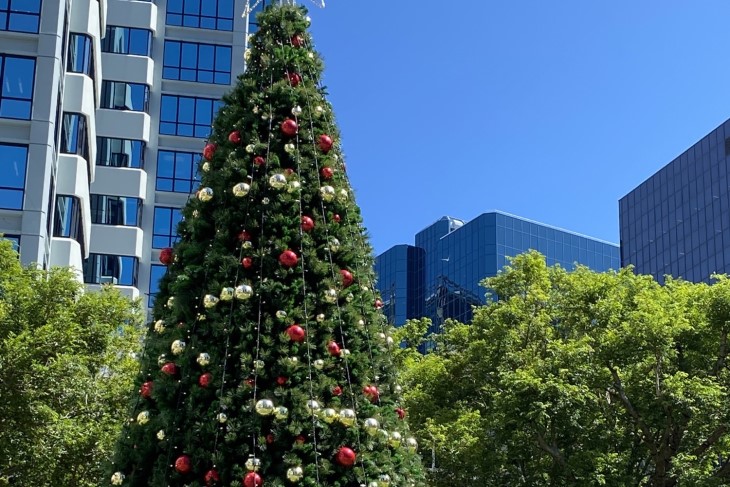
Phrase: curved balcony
[{"left": 107, "top": 0, "right": 158, "bottom": 33}]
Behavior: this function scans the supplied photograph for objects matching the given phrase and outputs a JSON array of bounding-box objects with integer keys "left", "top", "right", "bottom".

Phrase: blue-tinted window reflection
[
  {"left": 100, "top": 81, "right": 149, "bottom": 112},
  {"left": 83, "top": 254, "right": 139, "bottom": 286},
  {"left": 67, "top": 34, "right": 94, "bottom": 77},
  {"left": 0, "top": 54, "right": 35, "bottom": 119},
  {"left": 163, "top": 40, "right": 231, "bottom": 84},
  {"left": 148, "top": 264, "right": 167, "bottom": 308},
  {"left": 0, "top": 143, "right": 27, "bottom": 209},
  {"left": 156, "top": 150, "right": 200, "bottom": 193},
  {"left": 102, "top": 26, "right": 152, "bottom": 56},
  {"left": 2, "top": 234, "right": 20, "bottom": 254},
  {"left": 167, "top": 0, "right": 233, "bottom": 31},
  {"left": 152, "top": 207, "right": 182, "bottom": 248},
  {"left": 0, "top": 0, "right": 41, "bottom": 33},
  {"left": 53, "top": 195, "right": 86, "bottom": 256},
  {"left": 90, "top": 194, "right": 142, "bottom": 226},
  {"left": 61, "top": 113, "right": 89, "bottom": 159},
  {"left": 159, "top": 94, "right": 222, "bottom": 137},
  {"left": 96, "top": 137, "right": 145, "bottom": 168}
]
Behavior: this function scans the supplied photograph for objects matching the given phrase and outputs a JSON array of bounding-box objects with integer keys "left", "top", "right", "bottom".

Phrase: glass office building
[
  {"left": 376, "top": 211, "right": 620, "bottom": 333},
  {"left": 620, "top": 118, "right": 730, "bottom": 284}
]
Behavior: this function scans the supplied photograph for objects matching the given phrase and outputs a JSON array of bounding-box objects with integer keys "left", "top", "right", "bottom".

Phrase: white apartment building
[{"left": 0, "top": 0, "right": 269, "bottom": 306}]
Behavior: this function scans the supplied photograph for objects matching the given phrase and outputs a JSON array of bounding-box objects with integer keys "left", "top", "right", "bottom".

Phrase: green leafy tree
[
  {"left": 107, "top": 5, "right": 423, "bottom": 487},
  {"left": 0, "top": 241, "right": 144, "bottom": 487},
  {"left": 402, "top": 250, "right": 730, "bottom": 486}
]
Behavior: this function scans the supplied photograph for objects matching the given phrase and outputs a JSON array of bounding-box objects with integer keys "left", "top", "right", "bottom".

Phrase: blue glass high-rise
[{"left": 376, "top": 211, "right": 620, "bottom": 334}]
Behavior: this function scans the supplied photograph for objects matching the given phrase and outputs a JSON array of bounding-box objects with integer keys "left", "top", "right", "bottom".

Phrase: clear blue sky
[{"left": 305, "top": 1, "right": 730, "bottom": 255}]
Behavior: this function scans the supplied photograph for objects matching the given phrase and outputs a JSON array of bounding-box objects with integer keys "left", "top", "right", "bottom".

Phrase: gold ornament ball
[
  {"left": 405, "top": 437, "right": 418, "bottom": 452},
  {"left": 378, "top": 333, "right": 386, "bottom": 341},
  {"left": 284, "top": 143, "right": 296, "bottom": 154},
  {"left": 345, "top": 293, "right": 354, "bottom": 303},
  {"left": 393, "top": 385, "right": 403, "bottom": 394},
  {"left": 255, "top": 399, "right": 275, "bottom": 416},
  {"left": 378, "top": 474, "right": 392, "bottom": 487},
  {"left": 137, "top": 411, "right": 150, "bottom": 425},
  {"left": 157, "top": 429, "right": 166, "bottom": 441},
  {"left": 314, "top": 105, "right": 324, "bottom": 116},
  {"left": 386, "top": 336, "right": 394, "bottom": 346},
  {"left": 389, "top": 431, "right": 402, "bottom": 448},
  {"left": 328, "top": 238, "right": 341, "bottom": 252},
  {"left": 235, "top": 284, "right": 254, "bottom": 300},
  {"left": 269, "top": 173, "right": 287, "bottom": 190},
  {"left": 364, "top": 418, "right": 380, "bottom": 435},
  {"left": 337, "top": 188, "right": 349, "bottom": 202},
  {"left": 308, "top": 52, "right": 314, "bottom": 59},
  {"left": 274, "top": 406, "right": 289, "bottom": 420},
  {"left": 220, "top": 287, "right": 235, "bottom": 301},
  {"left": 245, "top": 457, "right": 262, "bottom": 472},
  {"left": 357, "top": 319, "right": 365, "bottom": 327},
  {"left": 339, "top": 408, "right": 356, "bottom": 427},
  {"left": 254, "top": 359, "right": 265, "bottom": 370},
  {"left": 285, "top": 356, "right": 299, "bottom": 366},
  {"left": 316, "top": 313, "right": 326, "bottom": 322},
  {"left": 368, "top": 482, "right": 379, "bottom": 487},
  {"left": 245, "top": 144, "right": 255, "bottom": 153},
  {"left": 154, "top": 319, "right": 165, "bottom": 333},
  {"left": 202, "top": 161, "right": 211, "bottom": 172},
  {"left": 203, "top": 294, "right": 219, "bottom": 308},
  {"left": 197, "top": 353, "right": 210, "bottom": 366},
  {"left": 287, "top": 181, "right": 301, "bottom": 194},
  {"left": 306, "top": 399, "right": 321, "bottom": 414},
  {"left": 244, "top": 49, "right": 251, "bottom": 60},
  {"left": 111, "top": 472, "right": 125, "bottom": 485},
  {"left": 198, "top": 187, "right": 214, "bottom": 202},
  {"left": 233, "top": 182, "right": 251, "bottom": 197},
  {"left": 319, "top": 185, "right": 336, "bottom": 201},
  {"left": 171, "top": 339, "right": 186, "bottom": 355},
  {"left": 322, "top": 408, "right": 338, "bottom": 424},
  {"left": 216, "top": 412, "right": 227, "bottom": 423},
  {"left": 287, "top": 466, "right": 304, "bottom": 482},
  {"left": 291, "top": 105, "right": 303, "bottom": 116},
  {"left": 313, "top": 359, "right": 324, "bottom": 370},
  {"left": 167, "top": 296, "right": 175, "bottom": 307},
  {"left": 242, "top": 241, "right": 253, "bottom": 249},
  {"left": 157, "top": 354, "right": 167, "bottom": 366},
  {"left": 340, "top": 348, "right": 351, "bottom": 357},
  {"left": 323, "top": 288, "right": 338, "bottom": 303},
  {"left": 276, "top": 310, "right": 287, "bottom": 319}
]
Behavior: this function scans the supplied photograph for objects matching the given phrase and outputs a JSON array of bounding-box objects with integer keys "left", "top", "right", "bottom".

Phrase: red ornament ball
[
  {"left": 242, "top": 257, "right": 253, "bottom": 269},
  {"left": 203, "top": 143, "right": 217, "bottom": 161},
  {"left": 320, "top": 166, "right": 334, "bottom": 179},
  {"left": 198, "top": 372, "right": 213, "bottom": 388},
  {"left": 335, "top": 446, "right": 357, "bottom": 467},
  {"left": 301, "top": 216, "right": 315, "bottom": 232},
  {"left": 228, "top": 131, "right": 241, "bottom": 144},
  {"left": 318, "top": 134, "right": 333, "bottom": 153},
  {"left": 279, "top": 249, "right": 298, "bottom": 268},
  {"left": 396, "top": 407, "right": 406, "bottom": 419},
  {"left": 204, "top": 469, "right": 220, "bottom": 486},
  {"left": 243, "top": 472, "right": 263, "bottom": 487},
  {"left": 340, "top": 269, "right": 354, "bottom": 288},
  {"left": 363, "top": 385, "right": 379, "bottom": 402},
  {"left": 375, "top": 299, "right": 384, "bottom": 310},
  {"left": 327, "top": 341, "right": 341, "bottom": 357},
  {"left": 159, "top": 247, "right": 173, "bottom": 265},
  {"left": 287, "top": 72, "right": 302, "bottom": 87},
  {"left": 253, "top": 155, "right": 266, "bottom": 166},
  {"left": 245, "top": 377, "right": 256, "bottom": 388},
  {"left": 238, "top": 230, "right": 252, "bottom": 242},
  {"left": 175, "top": 455, "right": 192, "bottom": 474},
  {"left": 286, "top": 324, "right": 306, "bottom": 343},
  {"left": 281, "top": 119, "right": 298, "bottom": 136},
  {"left": 161, "top": 362, "right": 178, "bottom": 376},
  {"left": 140, "top": 381, "right": 153, "bottom": 399},
  {"left": 291, "top": 34, "right": 305, "bottom": 47},
  {"left": 295, "top": 435, "right": 306, "bottom": 444},
  {"left": 276, "top": 376, "right": 288, "bottom": 386},
  {"left": 332, "top": 385, "right": 343, "bottom": 396},
  {"left": 266, "top": 433, "right": 275, "bottom": 444},
  {"left": 333, "top": 214, "right": 341, "bottom": 223}
]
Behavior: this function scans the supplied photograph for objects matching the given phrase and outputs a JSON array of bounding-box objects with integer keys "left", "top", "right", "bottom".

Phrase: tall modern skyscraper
[
  {"left": 0, "top": 0, "right": 271, "bottom": 306},
  {"left": 375, "top": 211, "right": 620, "bottom": 332},
  {"left": 619, "top": 119, "right": 730, "bottom": 284}
]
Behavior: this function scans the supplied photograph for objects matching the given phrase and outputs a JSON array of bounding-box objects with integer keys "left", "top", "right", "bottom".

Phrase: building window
[
  {"left": 90, "top": 194, "right": 142, "bottom": 226},
  {"left": 67, "top": 33, "right": 94, "bottom": 78},
  {"left": 83, "top": 254, "right": 139, "bottom": 286},
  {"left": 246, "top": 0, "right": 270, "bottom": 34},
  {"left": 156, "top": 150, "right": 200, "bottom": 193},
  {"left": 166, "top": 0, "right": 233, "bottom": 31},
  {"left": 160, "top": 94, "right": 221, "bottom": 137},
  {"left": 153, "top": 207, "right": 182, "bottom": 249},
  {"left": 53, "top": 195, "right": 86, "bottom": 257},
  {"left": 0, "top": 0, "right": 41, "bottom": 33},
  {"left": 163, "top": 40, "right": 231, "bottom": 85},
  {"left": 100, "top": 81, "right": 149, "bottom": 112},
  {"left": 61, "top": 112, "right": 89, "bottom": 160},
  {"left": 148, "top": 264, "right": 166, "bottom": 307},
  {"left": 0, "top": 143, "right": 27, "bottom": 210},
  {"left": 1, "top": 234, "right": 20, "bottom": 254},
  {"left": 101, "top": 26, "right": 152, "bottom": 56},
  {"left": 96, "top": 137, "right": 145, "bottom": 168},
  {"left": 0, "top": 55, "right": 35, "bottom": 120}
]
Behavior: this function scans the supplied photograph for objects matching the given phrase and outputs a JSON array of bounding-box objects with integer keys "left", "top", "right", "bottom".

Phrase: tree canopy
[
  {"left": 397, "top": 251, "right": 730, "bottom": 486},
  {"left": 0, "top": 241, "right": 144, "bottom": 487}
]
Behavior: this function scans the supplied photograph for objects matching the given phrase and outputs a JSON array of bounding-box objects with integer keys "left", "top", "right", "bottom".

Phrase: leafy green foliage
[
  {"left": 401, "top": 250, "right": 730, "bottom": 486},
  {"left": 0, "top": 241, "right": 144, "bottom": 486},
  {"left": 109, "top": 5, "right": 423, "bottom": 486}
]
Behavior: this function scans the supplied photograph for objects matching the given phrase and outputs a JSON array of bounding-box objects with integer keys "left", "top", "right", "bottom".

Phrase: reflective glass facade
[
  {"left": 620, "top": 119, "right": 730, "bottom": 284},
  {"left": 376, "top": 211, "right": 620, "bottom": 334}
]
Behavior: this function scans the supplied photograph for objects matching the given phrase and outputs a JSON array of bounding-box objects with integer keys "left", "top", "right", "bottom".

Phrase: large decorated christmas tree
[{"left": 107, "top": 3, "right": 424, "bottom": 487}]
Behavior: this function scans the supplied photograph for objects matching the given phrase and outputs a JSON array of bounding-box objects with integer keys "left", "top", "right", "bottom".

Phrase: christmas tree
[{"left": 107, "top": 4, "right": 424, "bottom": 487}]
